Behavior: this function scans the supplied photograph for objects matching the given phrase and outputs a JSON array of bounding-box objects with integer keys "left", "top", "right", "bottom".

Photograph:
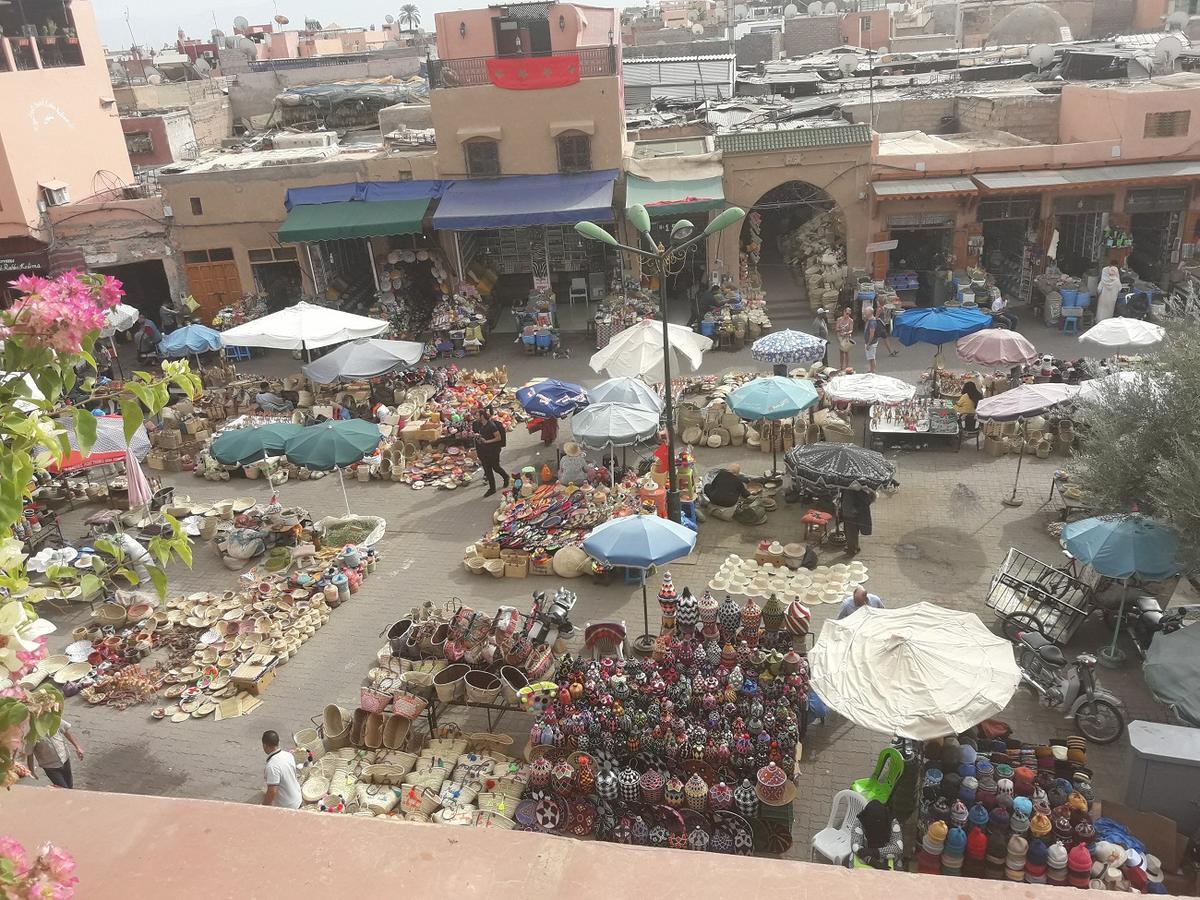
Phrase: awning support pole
[{"left": 454, "top": 232, "right": 465, "bottom": 283}]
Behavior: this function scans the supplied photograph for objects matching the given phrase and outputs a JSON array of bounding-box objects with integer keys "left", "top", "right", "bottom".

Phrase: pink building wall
[
  {"left": 841, "top": 10, "right": 892, "bottom": 50},
  {"left": 1058, "top": 81, "right": 1196, "bottom": 155},
  {"left": 0, "top": 0, "right": 134, "bottom": 240},
  {"left": 436, "top": 4, "right": 617, "bottom": 60}
]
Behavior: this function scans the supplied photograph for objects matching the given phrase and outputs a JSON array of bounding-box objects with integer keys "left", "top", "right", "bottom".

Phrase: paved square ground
[{"left": 32, "top": 306, "right": 1178, "bottom": 860}]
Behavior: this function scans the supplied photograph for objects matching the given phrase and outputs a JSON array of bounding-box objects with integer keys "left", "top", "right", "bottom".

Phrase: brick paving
[{"left": 32, "top": 315, "right": 1173, "bottom": 859}]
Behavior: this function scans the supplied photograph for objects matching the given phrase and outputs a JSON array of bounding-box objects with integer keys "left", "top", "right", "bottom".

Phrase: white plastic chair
[
  {"left": 810, "top": 789, "right": 867, "bottom": 866},
  {"left": 568, "top": 277, "right": 588, "bottom": 307}
]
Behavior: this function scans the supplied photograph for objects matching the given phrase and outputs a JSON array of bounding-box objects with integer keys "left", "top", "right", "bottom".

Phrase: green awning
[
  {"left": 626, "top": 175, "right": 726, "bottom": 217},
  {"left": 277, "top": 199, "right": 430, "bottom": 242}
]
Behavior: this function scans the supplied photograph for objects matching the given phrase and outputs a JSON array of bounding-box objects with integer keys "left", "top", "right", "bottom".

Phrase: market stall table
[{"left": 868, "top": 399, "right": 960, "bottom": 451}]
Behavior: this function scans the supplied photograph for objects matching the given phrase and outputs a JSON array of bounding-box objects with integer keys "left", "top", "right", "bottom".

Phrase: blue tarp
[
  {"left": 284, "top": 181, "right": 447, "bottom": 211},
  {"left": 432, "top": 170, "right": 619, "bottom": 230},
  {"left": 891, "top": 306, "right": 992, "bottom": 347}
]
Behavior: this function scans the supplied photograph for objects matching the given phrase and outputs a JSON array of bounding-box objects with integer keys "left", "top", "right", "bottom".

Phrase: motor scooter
[
  {"left": 1014, "top": 630, "right": 1126, "bottom": 744},
  {"left": 527, "top": 587, "right": 577, "bottom": 644},
  {"left": 1099, "top": 597, "right": 1200, "bottom": 660}
]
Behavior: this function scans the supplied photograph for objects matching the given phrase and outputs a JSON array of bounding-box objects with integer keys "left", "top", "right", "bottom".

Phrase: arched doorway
[{"left": 741, "top": 180, "right": 845, "bottom": 326}]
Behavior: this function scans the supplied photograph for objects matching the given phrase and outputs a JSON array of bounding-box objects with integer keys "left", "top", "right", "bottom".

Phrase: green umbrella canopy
[
  {"left": 210, "top": 423, "right": 304, "bottom": 466},
  {"left": 282, "top": 419, "right": 383, "bottom": 470}
]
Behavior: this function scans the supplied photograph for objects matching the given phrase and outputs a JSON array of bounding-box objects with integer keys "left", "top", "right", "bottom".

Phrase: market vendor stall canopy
[
  {"left": 750, "top": 329, "right": 827, "bottom": 366},
  {"left": 589, "top": 319, "right": 713, "bottom": 379},
  {"left": 625, "top": 174, "right": 726, "bottom": 218},
  {"left": 210, "top": 423, "right": 304, "bottom": 466},
  {"left": 956, "top": 329, "right": 1038, "bottom": 366},
  {"left": 1144, "top": 622, "right": 1200, "bottom": 727},
  {"left": 218, "top": 302, "right": 388, "bottom": 352},
  {"left": 728, "top": 376, "right": 818, "bottom": 421},
  {"left": 1062, "top": 515, "right": 1178, "bottom": 581},
  {"left": 300, "top": 338, "right": 425, "bottom": 385},
  {"left": 784, "top": 442, "right": 896, "bottom": 492},
  {"left": 570, "top": 401, "right": 660, "bottom": 449},
  {"left": 46, "top": 414, "right": 150, "bottom": 473},
  {"left": 432, "top": 170, "right": 619, "bottom": 230},
  {"left": 515, "top": 379, "right": 589, "bottom": 419},
  {"left": 809, "top": 602, "right": 1021, "bottom": 740},
  {"left": 586, "top": 376, "right": 662, "bottom": 412},
  {"left": 100, "top": 303, "right": 139, "bottom": 339},
  {"left": 824, "top": 373, "right": 916, "bottom": 405},
  {"left": 278, "top": 179, "right": 446, "bottom": 242},
  {"left": 283, "top": 419, "right": 383, "bottom": 471},
  {"left": 160, "top": 324, "right": 222, "bottom": 357},
  {"left": 974, "top": 383, "right": 1080, "bottom": 422},
  {"left": 1078, "top": 317, "right": 1165, "bottom": 355}
]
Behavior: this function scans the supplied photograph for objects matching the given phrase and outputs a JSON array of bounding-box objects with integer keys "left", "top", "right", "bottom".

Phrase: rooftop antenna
[
  {"left": 1028, "top": 43, "right": 1054, "bottom": 71},
  {"left": 124, "top": 6, "right": 140, "bottom": 58}
]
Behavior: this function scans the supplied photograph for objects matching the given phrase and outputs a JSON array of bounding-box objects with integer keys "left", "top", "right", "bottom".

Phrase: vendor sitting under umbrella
[
  {"left": 256, "top": 382, "right": 294, "bottom": 413},
  {"left": 558, "top": 441, "right": 590, "bottom": 486},
  {"left": 852, "top": 800, "right": 903, "bottom": 870},
  {"left": 704, "top": 463, "right": 749, "bottom": 508}
]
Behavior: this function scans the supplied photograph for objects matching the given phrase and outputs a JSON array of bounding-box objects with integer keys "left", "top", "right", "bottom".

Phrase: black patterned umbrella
[{"left": 784, "top": 443, "right": 897, "bottom": 492}]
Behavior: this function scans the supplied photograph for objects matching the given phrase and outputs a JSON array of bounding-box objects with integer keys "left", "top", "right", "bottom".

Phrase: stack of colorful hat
[
  {"left": 988, "top": 806, "right": 1010, "bottom": 835},
  {"left": 996, "top": 777, "right": 1014, "bottom": 810},
  {"left": 959, "top": 776, "right": 978, "bottom": 805},
  {"left": 1024, "top": 839, "right": 1048, "bottom": 884},
  {"left": 919, "top": 820, "right": 947, "bottom": 875},
  {"left": 1013, "top": 766, "right": 1036, "bottom": 797},
  {"left": 949, "top": 800, "right": 969, "bottom": 830},
  {"left": 1046, "top": 841, "right": 1069, "bottom": 886},
  {"left": 1005, "top": 835, "right": 1028, "bottom": 883},
  {"left": 975, "top": 760, "right": 997, "bottom": 809},
  {"left": 942, "top": 827, "right": 966, "bottom": 876},
  {"left": 964, "top": 827, "right": 988, "bottom": 878},
  {"left": 1066, "top": 735, "right": 1087, "bottom": 767},
  {"left": 1029, "top": 812, "right": 1052, "bottom": 842},
  {"left": 967, "top": 803, "right": 989, "bottom": 832},
  {"left": 984, "top": 831, "right": 1008, "bottom": 880},
  {"left": 1067, "top": 843, "right": 1092, "bottom": 888},
  {"left": 1123, "top": 849, "right": 1149, "bottom": 893}
]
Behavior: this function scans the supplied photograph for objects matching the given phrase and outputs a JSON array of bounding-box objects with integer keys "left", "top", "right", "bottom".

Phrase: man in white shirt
[
  {"left": 836, "top": 587, "right": 884, "bottom": 620},
  {"left": 262, "top": 730, "right": 301, "bottom": 809},
  {"left": 991, "top": 295, "right": 1017, "bottom": 330},
  {"left": 26, "top": 720, "right": 85, "bottom": 788}
]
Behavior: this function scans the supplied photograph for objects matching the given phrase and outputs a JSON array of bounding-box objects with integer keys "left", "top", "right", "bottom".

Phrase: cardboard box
[
  {"left": 191, "top": 429, "right": 211, "bottom": 444},
  {"left": 183, "top": 416, "right": 209, "bottom": 435},
  {"left": 231, "top": 657, "right": 277, "bottom": 695}
]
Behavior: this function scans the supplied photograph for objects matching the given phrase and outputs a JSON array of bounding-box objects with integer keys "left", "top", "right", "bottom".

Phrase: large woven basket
[
  {"left": 464, "top": 670, "right": 501, "bottom": 704},
  {"left": 392, "top": 690, "right": 428, "bottom": 720},
  {"left": 399, "top": 785, "right": 441, "bottom": 816},
  {"left": 321, "top": 705, "right": 352, "bottom": 752},
  {"left": 359, "top": 686, "right": 392, "bottom": 714},
  {"left": 432, "top": 663, "right": 469, "bottom": 703}
]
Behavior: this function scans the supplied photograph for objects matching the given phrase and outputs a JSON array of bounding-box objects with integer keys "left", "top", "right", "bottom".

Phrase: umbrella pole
[
  {"left": 337, "top": 468, "right": 351, "bottom": 516},
  {"left": 1001, "top": 423, "right": 1025, "bottom": 507},
  {"left": 110, "top": 337, "right": 124, "bottom": 380},
  {"left": 633, "top": 569, "right": 655, "bottom": 656},
  {"left": 1098, "top": 580, "right": 1129, "bottom": 668}
]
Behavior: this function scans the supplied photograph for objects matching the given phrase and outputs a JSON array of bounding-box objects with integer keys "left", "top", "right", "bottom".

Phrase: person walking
[
  {"left": 473, "top": 407, "right": 509, "bottom": 498},
  {"left": 835, "top": 307, "right": 855, "bottom": 370},
  {"left": 878, "top": 302, "right": 899, "bottom": 357},
  {"left": 812, "top": 307, "right": 830, "bottom": 365},
  {"left": 838, "top": 487, "right": 876, "bottom": 556},
  {"left": 863, "top": 308, "right": 881, "bottom": 374},
  {"left": 26, "top": 721, "right": 85, "bottom": 788},
  {"left": 261, "top": 730, "right": 301, "bottom": 809}
]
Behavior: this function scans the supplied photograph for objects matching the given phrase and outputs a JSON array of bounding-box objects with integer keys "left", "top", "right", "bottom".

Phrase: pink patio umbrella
[
  {"left": 124, "top": 447, "right": 154, "bottom": 514},
  {"left": 975, "top": 383, "right": 1081, "bottom": 507},
  {"left": 956, "top": 329, "right": 1038, "bottom": 366}
]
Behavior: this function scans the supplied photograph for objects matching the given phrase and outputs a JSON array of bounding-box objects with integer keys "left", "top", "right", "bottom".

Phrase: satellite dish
[
  {"left": 823, "top": 1, "right": 836, "bottom": 13},
  {"left": 1028, "top": 43, "right": 1054, "bottom": 70},
  {"left": 784, "top": 4, "right": 799, "bottom": 17},
  {"left": 837, "top": 53, "right": 857, "bottom": 76},
  {"left": 806, "top": 2, "right": 822, "bottom": 15},
  {"left": 877, "top": 45, "right": 888, "bottom": 54},
  {"left": 211, "top": 28, "right": 225, "bottom": 39},
  {"left": 233, "top": 15, "right": 250, "bottom": 31},
  {"left": 734, "top": 4, "right": 749, "bottom": 19},
  {"left": 274, "top": 14, "right": 289, "bottom": 24},
  {"left": 148, "top": 73, "right": 162, "bottom": 84},
  {"left": 691, "top": 22, "right": 703, "bottom": 34},
  {"left": 237, "top": 35, "right": 256, "bottom": 52},
  {"left": 385, "top": 14, "right": 394, "bottom": 23},
  {"left": 1166, "top": 11, "right": 1189, "bottom": 30},
  {"left": 686, "top": 9, "right": 699, "bottom": 21},
  {"left": 1153, "top": 35, "right": 1184, "bottom": 71}
]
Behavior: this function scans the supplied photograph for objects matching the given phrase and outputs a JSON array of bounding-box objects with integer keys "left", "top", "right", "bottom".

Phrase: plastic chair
[
  {"left": 851, "top": 747, "right": 904, "bottom": 804},
  {"left": 224, "top": 345, "right": 251, "bottom": 361},
  {"left": 811, "top": 789, "right": 868, "bottom": 866},
  {"left": 1061, "top": 309, "right": 1081, "bottom": 337},
  {"left": 569, "top": 277, "right": 588, "bottom": 307},
  {"left": 584, "top": 621, "right": 627, "bottom": 660}
]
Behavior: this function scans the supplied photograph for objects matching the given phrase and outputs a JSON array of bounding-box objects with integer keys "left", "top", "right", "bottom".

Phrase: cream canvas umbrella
[
  {"left": 589, "top": 319, "right": 713, "bottom": 379},
  {"left": 219, "top": 301, "right": 388, "bottom": 355},
  {"left": 809, "top": 602, "right": 1020, "bottom": 740},
  {"left": 1078, "top": 317, "right": 1165, "bottom": 355}
]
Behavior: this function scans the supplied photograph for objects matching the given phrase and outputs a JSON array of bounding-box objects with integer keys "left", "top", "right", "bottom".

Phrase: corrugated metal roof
[
  {"left": 715, "top": 123, "right": 872, "bottom": 153},
  {"left": 622, "top": 54, "right": 737, "bottom": 63},
  {"left": 974, "top": 160, "right": 1200, "bottom": 191},
  {"left": 873, "top": 177, "right": 978, "bottom": 197}
]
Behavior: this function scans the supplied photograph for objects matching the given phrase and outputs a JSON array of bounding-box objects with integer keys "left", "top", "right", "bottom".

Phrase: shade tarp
[
  {"left": 571, "top": 401, "right": 660, "bottom": 449},
  {"left": 1062, "top": 515, "right": 1178, "bottom": 581},
  {"left": 277, "top": 199, "right": 430, "bottom": 242},
  {"left": 625, "top": 174, "right": 725, "bottom": 216},
  {"left": 975, "top": 383, "right": 1080, "bottom": 422},
  {"left": 956, "top": 329, "right": 1039, "bottom": 366},
  {"left": 582, "top": 514, "right": 696, "bottom": 569},
  {"left": 589, "top": 319, "right": 713, "bottom": 379},
  {"left": 1145, "top": 625, "right": 1200, "bottom": 727},
  {"left": 432, "top": 170, "right": 618, "bottom": 230},
  {"left": 824, "top": 373, "right": 915, "bottom": 405},
  {"left": 809, "top": 602, "right": 1021, "bottom": 740},
  {"left": 1078, "top": 317, "right": 1165, "bottom": 355},
  {"left": 301, "top": 338, "right": 425, "bottom": 385},
  {"left": 284, "top": 180, "right": 447, "bottom": 210},
  {"left": 219, "top": 301, "right": 388, "bottom": 351}
]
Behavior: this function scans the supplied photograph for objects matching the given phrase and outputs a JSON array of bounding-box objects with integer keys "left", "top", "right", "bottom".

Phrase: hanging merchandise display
[{"left": 781, "top": 211, "right": 848, "bottom": 312}]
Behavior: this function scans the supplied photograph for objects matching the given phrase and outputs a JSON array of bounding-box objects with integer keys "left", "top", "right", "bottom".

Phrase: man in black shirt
[
  {"left": 473, "top": 408, "right": 509, "bottom": 498},
  {"left": 705, "top": 463, "right": 749, "bottom": 509}
]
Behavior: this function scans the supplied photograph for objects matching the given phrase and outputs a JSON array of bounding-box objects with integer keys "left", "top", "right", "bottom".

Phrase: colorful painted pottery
[
  {"left": 639, "top": 768, "right": 665, "bottom": 803},
  {"left": 665, "top": 776, "right": 685, "bottom": 808},
  {"left": 618, "top": 767, "right": 641, "bottom": 803},
  {"left": 718, "top": 594, "right": 742, "bottom": 633},
  {"left": 762, "top": 594, "right": 787, "bottom": 632},
  {"left": 784, "top": 600, "right": 812, "bottom": 636},
  {"left": 741, "top": 597, "right": 762, "bottom": 634},
  {"left": 529, "top": 757, "right": 552, "bottom": 787},
  {"left": 734, "top": 779, "right": 759, "bottom": 818},
  {"left": 595, "top": 768, "right": 618, "bottom": 801},
  {"left": 756, "top": 762, "right": 786, "bottom": 804},
  {"left": 676, "top": 589, "right": 699, "bottom": 630},
  {"left": 685, "top": 772, "right": 709, "bottom": 812}
]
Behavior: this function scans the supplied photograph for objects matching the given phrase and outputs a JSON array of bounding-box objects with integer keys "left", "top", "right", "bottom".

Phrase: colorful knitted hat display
[
  {"left": 957, "top": 762, "right": 977, "bottom": 779},
  {"left": 946, "top": 826, "right": 968, "bottom": 856},
  {"left": 1010, "top": 810, "right": 1031, "bottom": 836},
  {"left": 1030, "top": 813, "right": 1052, "bottom": 839},
  {"left": 988, "top": 806, "right": 1010, "bottom": 834},
  {"left": 968, "top": 803, "right": 990, "bottom": 829},
  {"left": 941, "top": 772, "right": 962, "bottom": 801},
  {"left": 1053, "top": 814, "right": 1074, "bottom": 844},
  {"left": 959, "top": 776, "right": 978, "bottom": 804},
  {"left": 1068, "top": 844, "right": 1093, "bottom": 888},
  {"left": 1013, "top": 795, "right": 1033, "bottom": 817},
  {"left": 996, "top": 778, "right": 1014, "bottom": 808},
  {"left": 950, "top": 800, "right": 969, "bottom": 828},
  {"left": 1013, "top": 766, "right": 1036, "bottom": 796},
  {"left": 966, "top": 827, "right": 989, "bottom": 859},
  {"left": 1006, "top": 835, "right": 1029, "bottom": 881},
  {"left": 1047, "top": 840, "right": 1069, "bottom": 884},
  {"left": 995, "top": 763, "right": 1014, "bottom": 780},
  {"left": 975, "top": 758, "right": 994, "bottom": 778},
  {"left": 959, "top": 744, "right": 977, "bottom": 766}
]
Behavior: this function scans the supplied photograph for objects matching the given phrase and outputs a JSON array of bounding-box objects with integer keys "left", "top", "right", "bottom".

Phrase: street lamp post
[{"left": 576, "top": 203, "right": 746, "bottom": 522}]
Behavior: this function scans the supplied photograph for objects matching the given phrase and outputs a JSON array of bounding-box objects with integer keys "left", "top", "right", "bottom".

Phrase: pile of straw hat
[{"left": 707, "top": 553, "right": 868, "bottom": 605}]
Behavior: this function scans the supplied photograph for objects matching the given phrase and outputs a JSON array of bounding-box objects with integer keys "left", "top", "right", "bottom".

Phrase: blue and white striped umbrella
[{"left": 750, "top": 329, "right": 826, "bottom": 365}]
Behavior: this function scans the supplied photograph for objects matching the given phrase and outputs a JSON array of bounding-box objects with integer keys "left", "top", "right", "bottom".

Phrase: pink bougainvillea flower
[
  {"left": 40, "top": 843, "right": 78, "bottom": 888},
  {"left": 0, "top": 835, "right": 30, "bottom": 876}
]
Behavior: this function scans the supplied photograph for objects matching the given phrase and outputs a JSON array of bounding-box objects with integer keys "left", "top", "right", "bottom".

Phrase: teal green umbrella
[
  {"left": 210, "top": 423, "right": 303, "bottom": 466},
  {"left": 283, "top": 419, "right": 383, "bottom": 470}
]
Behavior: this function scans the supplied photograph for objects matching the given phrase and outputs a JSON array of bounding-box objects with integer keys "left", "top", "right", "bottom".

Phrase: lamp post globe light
[{"left": 575, "top": 203, "right": 746, "bottom": 522}]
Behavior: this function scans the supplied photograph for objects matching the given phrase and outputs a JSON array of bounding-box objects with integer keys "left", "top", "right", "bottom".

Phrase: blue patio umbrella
[
  {"left": 160, "top": 324, "right": 222, "bottom": 358},
  {"left": 583, "top": 513, "right": 698, "bottom": 652},
  {"left": 515, "top": 379, "right": 589, "bottom": 419},
  {"left": 728, "top": 376, "right": 819, "bottom": 474},
  {"left": 891, "top": 307, "right": 993, "bottom": 348},
  {"left": 587, "top": 376, "right": 662, "bottom": 412},
  {"left": 1063, "top": 515, "right": 1180, "bottom": 666},
  {"left": 750, "top": 329, "right": 827, "bottom": 366}
]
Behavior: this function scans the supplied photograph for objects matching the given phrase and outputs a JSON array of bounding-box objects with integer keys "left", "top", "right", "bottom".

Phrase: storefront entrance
[
  {"left": 98, "top": 259, "right": 172, "bottom": 322},
  {"left": 249, "top": 248, "right": 303, "bottom": 311},
  {"left": 885, "top": 218, "right": 954, "bottom": 306},
  {"left": 1052, "top": 195, "right": 1112, "bottom": 279},
  {"left": 184, "top": 249, "right": 242, "bottom": 321},
  {"left": 1126, "top": 186, "right": 1188, "bottom": 285},
  {"left": 980, "top": 195, "right": 1040, "bottom": 305}
]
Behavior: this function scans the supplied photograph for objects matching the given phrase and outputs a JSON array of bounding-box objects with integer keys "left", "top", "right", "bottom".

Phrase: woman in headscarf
[
  {"left": 1096, "top": 263, "right": 1122, "bottom": 322},
  {"left": 852, "top": 799, "right": 903, "bottom": 870}
]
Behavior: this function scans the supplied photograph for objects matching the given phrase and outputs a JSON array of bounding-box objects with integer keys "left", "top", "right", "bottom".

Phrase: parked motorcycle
[
  {"left": 527, "top": 587, "right": 576, "bottom": 645},
  {"left": 1099, "top": 597, "right": 1200, "bottom": 661},
  {"left": 1014, "top": 630, "right": 1126, "bottom": 744}
]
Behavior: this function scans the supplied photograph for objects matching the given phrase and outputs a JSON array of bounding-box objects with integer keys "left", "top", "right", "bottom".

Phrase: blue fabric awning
[
  {"left": 284, "top": 180, "right": 447, "bottom": 211},
  {"left": 432, "top": 170, "right": 618, "bottom": 230}
]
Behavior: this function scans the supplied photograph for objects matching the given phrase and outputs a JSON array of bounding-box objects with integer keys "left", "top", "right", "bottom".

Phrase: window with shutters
[
  {"left": 1144, "top": 110, "right": 1190, "bottom": 138},
  {"left": 464, "top": 139, "right": 500, "bottom": 177},
  {"left": 556, "top": 132, "right": 592, "bottom": 173}
]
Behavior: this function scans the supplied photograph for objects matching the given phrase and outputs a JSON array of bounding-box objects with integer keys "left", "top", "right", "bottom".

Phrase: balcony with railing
[{"left": 427, "top": 45, "right": 617, "bottom": 89}]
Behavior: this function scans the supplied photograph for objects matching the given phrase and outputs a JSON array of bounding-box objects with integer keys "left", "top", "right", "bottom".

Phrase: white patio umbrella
[
  {"left": 301, "top": 337, "right": 425, "bottom": 384},
  {"left": 824, "top": 373, "right": 916, "bottom": 405},
  {"left": 219, "top": 301, "right": 388, "bottom": 356},
  {"left": 570, "top": 402, "right": 660, "bottom": 450},
  {"left": 589, "top": 319, "right": 713, "bottom": 379},
  {"left": 1079, "top": 317, "right": 1165, "bottom": 355},
  {"left": 587, "top": 376, "right": 663, "bottom": 412},
  {"left": 1078, "top": 369, "right": 1164, "bottom": 402},
  {"left": 809, "top": 602, "right": 1020, "bottom": 740},
  {"left": 100, "top": 303, "right": 139, "bottom": 339}
]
